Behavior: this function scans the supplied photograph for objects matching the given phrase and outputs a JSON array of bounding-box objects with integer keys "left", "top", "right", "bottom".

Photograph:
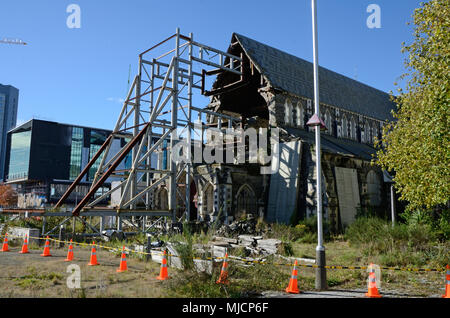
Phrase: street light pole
[{"left": 311, "top": 0, "right": 327, "bottom": 290}]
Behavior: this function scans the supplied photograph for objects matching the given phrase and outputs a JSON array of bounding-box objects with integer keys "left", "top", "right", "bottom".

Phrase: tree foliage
[
  {"left": 0, "top": 184, "right": 18, "bottom": 207},
  {"left": 375, "top": 0, "right": 449, "bottom": 211}
]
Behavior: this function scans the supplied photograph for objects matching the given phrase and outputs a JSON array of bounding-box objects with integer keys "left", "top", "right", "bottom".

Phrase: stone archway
[
  {"left": 175, "top": 172, "right": 197, "bottom": 219},
  {"left": 155, "top": 187, "right": 168, "bottom": 210},
  {"left": 203, "top": 183, "right": 214, "bottom": 217},
  {"left": 235, "top": 184, "right": 257, "bottom": 219}
]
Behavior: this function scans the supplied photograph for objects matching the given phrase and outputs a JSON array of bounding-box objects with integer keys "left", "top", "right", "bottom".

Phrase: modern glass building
[
  {"left": 4, "top": 119, "right": 135, "bottom": 207},
  {"left": 0, "top": 84, "right": 19, "bottom": 181}
]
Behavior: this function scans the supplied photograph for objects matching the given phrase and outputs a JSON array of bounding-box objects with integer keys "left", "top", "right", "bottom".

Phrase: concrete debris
[
  {"left": 211, "top": 236, "right": 238, "bottom": 245},
  {"left": 211, "top": 244, "right": 227, "bottom": 258},
  {"left": 101, "top": 229, "right": 125, "bottom": 241},
  {"left": 166, "top": 242, "right": 183, "bottom": 269},
  {"left": 228, "top": 255, "right": 267, "bottom": 267},
  {"left": 278, "top": 254, "right": 316, "bottom": 265},
  {"left": 210, "top": 235, "right": 282, "bottom": 257},
  {"left": 215, "top": 218, "right": 261, "bottom": 237}
]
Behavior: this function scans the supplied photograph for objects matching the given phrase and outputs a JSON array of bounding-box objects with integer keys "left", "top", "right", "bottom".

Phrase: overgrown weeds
[
  {"left": 166, "top": 261, "right": 291, "bottom": 298},
  {"left": 14, "top": 267, "right": 63, "bottom": 289},
  {"left": 265, "top": 217, "right": 330, "bottom": 244},
  {"left": 345, "top": 217, "right": 449, "bottom": 267}
]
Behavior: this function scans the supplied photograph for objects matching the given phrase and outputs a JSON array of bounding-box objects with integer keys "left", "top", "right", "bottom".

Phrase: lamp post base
[{"left": 315, "top": 248, "right": 328, "bottom": 290}]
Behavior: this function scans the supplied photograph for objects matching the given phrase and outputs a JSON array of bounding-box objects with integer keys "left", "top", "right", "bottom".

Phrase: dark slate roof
[
  {"left": 285, "top": 127, "right": 376, "bottom": 161},
  {"left": 233, "top": 33, "right": 395, "bottom": 121}
]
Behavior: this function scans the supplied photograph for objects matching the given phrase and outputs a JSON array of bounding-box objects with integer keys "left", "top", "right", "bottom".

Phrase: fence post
[
  {"left": 42, "top": 217, "right": 46, "bottom": 237},
  {"left": 146, "top": 234, "right": 152, "bottom": 262},
  {"left": 58, "top": 225, "right": 64, "bottom": 247}
]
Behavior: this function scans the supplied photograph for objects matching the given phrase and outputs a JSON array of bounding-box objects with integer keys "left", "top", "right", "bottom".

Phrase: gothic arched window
[
  {"left": 296, "top": 102, "right": 304, "bottom": 128},
  {"left": 350, "top": 117, "right": 356, "bottom": 140},
  {"left": 235, "top": 184, "right": 257, "bottom": 218},
  {"left": 284, "top": 98, "right": 293, "bottom": 126},
  {"left": 204, "top": 183, "right": 214, "bottom": 214},
  {"left": 373, "top": 124, "right": 379, "bottom": 143},
  {"left": 324, "top": 110, "right": 332, "bottom": 135},
  {"left": 364, "top": 121, "right": 370, "bottom": 143},
  {"left": 341, "top": 115, "right": 348, "bottom": 138},
  {"left": 156, "top": 188, "right": 168, "bottom": 210}
]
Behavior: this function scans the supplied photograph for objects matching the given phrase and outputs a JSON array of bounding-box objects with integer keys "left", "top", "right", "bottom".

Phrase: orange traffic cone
[
  {"left": 156, "top": 250, "right": 169, "bottom": 280},
  {"left": 442, "top": 265, "right": 450, "bottom": 298},
  {"left": 64, "top": 239, "right": 74, "bottom": 261},
  {"left": 1, "top": 233, "right": 9, "bottom": 252},
  {"left": 285, "top": 260, "right": 301, "bottom": 294},
  {"left": 216, "top": 253, "right": 230, "bottom": 285},
  {"left": 365, "top": 264, "right": 382, "bottom": 298},
  {"left": 19, "top": 235, "right": 30, "bottom": 254},
  {"left": 116, "top": 246, "right": 128, "bottom": 272},
  {"left": 40, "top": 236, "right": 52, "bottom": 257},
  {"left": 87, "top": 241, "right": 99, "bottom": 266}
]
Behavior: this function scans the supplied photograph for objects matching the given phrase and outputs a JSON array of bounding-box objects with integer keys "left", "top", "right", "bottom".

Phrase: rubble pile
[
  {"left": 212, "top": 235, "right": 282, "bottom": 257},
  {"left": 215, "top": 218, "right": 261, "bottom": 237}
]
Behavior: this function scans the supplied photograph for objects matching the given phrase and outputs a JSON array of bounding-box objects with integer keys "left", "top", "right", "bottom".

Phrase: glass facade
[
  {"left": 0, "top": 93, "right": 5, "bottom": 109},
  {"left": 5, "top": 119, "right": 139, "bottom": 206},
  {"left": 0, "top": 85, "right": 19, "bottom": 181},
  {"left": 123, "top": 138, "right": 132, "bottom": 170},
  {"left": 88, "top": 130, "right": 107, "bottom": 181},
  {"left": 69, "top": 127, "right": 83, "bottom": 180},
  {"left": 8, "top": 130, "right": 31, "bottom": 180}
]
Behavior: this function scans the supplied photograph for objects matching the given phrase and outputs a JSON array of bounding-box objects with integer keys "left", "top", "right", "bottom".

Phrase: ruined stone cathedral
[{"left": 154, "top": 33, "right": 396, "bottom": 232}]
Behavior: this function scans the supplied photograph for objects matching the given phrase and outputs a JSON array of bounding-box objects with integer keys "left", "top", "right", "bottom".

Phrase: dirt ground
[{"left": 0, "top": 242, "right": 170, "bottom": 298}]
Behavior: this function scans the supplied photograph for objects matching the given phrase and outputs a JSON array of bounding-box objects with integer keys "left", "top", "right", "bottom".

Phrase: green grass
[
  {"left": 344, "top": 217, "right": 449, "bottom": 268},
  {"left": 166, "top": 261, "right": 293, "bottom": 298},
  {"left": 163, "top": 217, "right": 448, "bottom": 297},
  {"left": 14, "top": 267, "right": 63, "bottom": 289}
]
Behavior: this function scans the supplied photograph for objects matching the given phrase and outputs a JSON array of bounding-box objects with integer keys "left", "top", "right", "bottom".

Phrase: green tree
[{"left": 375, "top": 0, "right": 449, "bottom": 211}]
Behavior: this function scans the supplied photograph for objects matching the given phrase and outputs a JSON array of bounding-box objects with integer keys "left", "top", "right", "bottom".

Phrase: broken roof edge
[
  {"left": 230, "top": 33, "right": 271, "bottom": 87},
  {"left": 231, "top": 32, "right": 396, "bottom": 123},
  {"left": 233, "top": 32, "right": 394, "bottom": 96}
]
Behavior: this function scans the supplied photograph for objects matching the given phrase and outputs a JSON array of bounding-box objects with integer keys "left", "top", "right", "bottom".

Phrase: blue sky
[{"left": 0, "top": 0, "right": 422, "bottom": 130}]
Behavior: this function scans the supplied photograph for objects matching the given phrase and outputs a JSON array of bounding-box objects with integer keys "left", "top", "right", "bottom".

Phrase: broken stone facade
[{"left": 146, "top": 32, "right": 395, "bottom": 232}]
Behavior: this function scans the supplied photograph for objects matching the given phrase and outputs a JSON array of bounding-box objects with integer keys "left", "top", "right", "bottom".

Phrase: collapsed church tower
[{"left": 190, "top": 33, "right": 395, "bottom": 232}]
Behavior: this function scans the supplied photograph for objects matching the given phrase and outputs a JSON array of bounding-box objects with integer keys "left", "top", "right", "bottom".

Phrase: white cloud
[{"left": 106, "top": 97, "right": 125, "bottom": 104}]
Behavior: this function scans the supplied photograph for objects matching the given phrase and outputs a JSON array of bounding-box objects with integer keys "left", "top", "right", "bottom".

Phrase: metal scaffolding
[{"left": 55, "top": 28, "right": 243, "bottom": 228}]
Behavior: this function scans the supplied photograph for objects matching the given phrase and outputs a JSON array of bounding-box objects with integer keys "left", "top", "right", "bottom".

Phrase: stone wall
[
  {"left": 266, "top": 92, "right": 385, "bottom": 145},
  {"left": 195, "top": 164, "right": 266, "bottom": 223},
  {"left": 300, "top": 144, "right": 388, "bottom": 232}
]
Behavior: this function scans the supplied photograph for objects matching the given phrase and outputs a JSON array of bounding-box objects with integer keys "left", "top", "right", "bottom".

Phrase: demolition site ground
[{"left": 0, "top": 236, "right": 446, "bottom": 298}]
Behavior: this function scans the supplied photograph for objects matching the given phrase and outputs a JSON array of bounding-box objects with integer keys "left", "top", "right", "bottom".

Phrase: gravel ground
[
  {"left": 262, "top": 289, "right": 440, "bottom": 298},
  {"left": 0, "top": 243, "right": 165, "bottom": 298}
]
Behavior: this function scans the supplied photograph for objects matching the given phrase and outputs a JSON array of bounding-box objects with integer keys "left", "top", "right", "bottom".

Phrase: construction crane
[{"left": 0, "top": 38, "right": 27, "bottom": 45}]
